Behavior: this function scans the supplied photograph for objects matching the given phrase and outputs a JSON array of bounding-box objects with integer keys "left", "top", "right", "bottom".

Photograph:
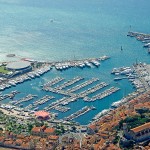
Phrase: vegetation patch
[{"left": 0, "top": 66, "right": 10, "bottom": 74}]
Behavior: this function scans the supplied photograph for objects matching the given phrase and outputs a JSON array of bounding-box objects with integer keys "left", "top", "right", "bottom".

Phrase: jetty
[
  {"left": 127, "top": 31, "right": 150, "bottom": 39},
  {"left": 54, "top": 76, "right": 84, "bottom": 90},
  {"left": 0, "top": 90, "right": 20, "bottom": 101},
  {"left": 51, "top": 55, "right": 110, "bottom": 71},
  {"left": 127, "top": 31, "right": 150, "bottom": 51},
  {"left": 84, "top": 87, "right": 120, "bottom": 102},
  {"left": 13, "top": 94, "right": 37, "bottom": 106},
  {"left": 45, "top": 96, "right": 79, "bottom": 111},
  {"left": 42, "top": 77, "right": 64, "bottom": 87},
  {"left": 43, "top": 86, "right": 77, "bottom": 97},
  {"left": 33, "top": 95, "right": 54, "bottom": 107},
  {"left": 53, "top": 105, "right": 70, "bottom": 113},
  {"left": 79, "top": 82, "right": 109, "bottom": 97},
  {"left": 63, "top": 106, "right": 95, "bottom": 121},
  {"left": 66, "top": 78, "right": 99, "bottom": 93}
]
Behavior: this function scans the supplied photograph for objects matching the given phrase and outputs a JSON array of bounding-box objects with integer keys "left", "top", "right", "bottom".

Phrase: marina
[
  {"left": 0, "top": 0, "right": 149, "bottom": 127},
  {"left": 1, "top": 55, "right": 147, "bottom": 125},
  {"left": 0, "top": 73, "right": 122, "bottom": 124},
  {"left": 0, "top": 65, "right": 133, "bottom": 125}
]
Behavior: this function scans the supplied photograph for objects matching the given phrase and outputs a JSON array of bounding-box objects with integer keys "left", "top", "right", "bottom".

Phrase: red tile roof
[
  {"left": 32, "top": 127, "right": 41, "bottom": 132},
  {"left": 48, "top": 135, "right": 59, "bottom": 140},
  {"left": 35, "top": 111, "right": 49, "bottom": 118},
  {"left": 131, "top": 122, "right": 150, "bottom": 133},
  {"left": 44, "top": 128, "right": 55, "bottom": 133}
]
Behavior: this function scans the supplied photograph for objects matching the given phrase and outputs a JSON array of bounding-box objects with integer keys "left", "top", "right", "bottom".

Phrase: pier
[
  {"left": 45, "top": 96, "right": 79, "bottom": 111},
  {"left": 66, "top": 78, "right": 99, "bottom": 93},
  {"left": 33, "top": 95, "right": 54, "bottom": 107},
  {"left": 42, "top": 77, "right": 64, "bottom": 87},
  {"left": 127, "top": 31, "right": 150, "bottom": 39},
  {"left": 79, "top": 82, "right": 109, "bottom": 97},
  {"left": 63, "top": 106, "right": 95, "bottom": 121},
  {"left": 0, "top": 90, "right": 20, "bottom": 101},
  {"left": 13, "top": 94, "right": 37, "bottom": 106},
  {"left": 53, "top": 105, "right": 70, "bottom": 113},
  {"left": 51, "top": 55, "right": 110, "bottom": 70},
  {"left": 127, "top": 31, "right": 150, "bottom": 52},
  {"left": 84, "top": 87, "right": 120, "bottom": 102},
  {"left": 44, "top": 97, "right": 70, "bottom": 111},
  {"left": 43, "top": 86, "right": 77, "bottom": 97},
  {"left": 54, "top": 76, "right": 84, "bottom": 90}
]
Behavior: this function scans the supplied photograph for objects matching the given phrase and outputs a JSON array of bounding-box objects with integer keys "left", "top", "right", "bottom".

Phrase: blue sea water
[{"left": 0, "top": 0, "right": 150, "bottom": 124}]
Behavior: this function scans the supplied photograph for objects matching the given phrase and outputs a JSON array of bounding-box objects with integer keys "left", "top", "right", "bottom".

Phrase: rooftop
[
  {"left": 6, "top": 61, "right": 31, "bottom": 70},
  {"left": 44, "top": 128, "right": 55, "bottom": 133},
  {"left": 34, "top": 111, "right": 49, "bottom": 118},
  {"left": 131, "top": 122, "right": 150, "bottom": 133}
]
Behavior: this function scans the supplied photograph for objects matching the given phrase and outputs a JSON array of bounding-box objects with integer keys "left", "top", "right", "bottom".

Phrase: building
[
  {"left": 31, "top": 125, "right": 55, "bottom": 137},
  {"left": 6, "top": 61, "right": 32, "bottom": 73},
  {"left": 123, "top": 122, "right": 150, "bottom": 142},
  {"left": 34, "top": 111, "right": 50, "bottom": 120}
]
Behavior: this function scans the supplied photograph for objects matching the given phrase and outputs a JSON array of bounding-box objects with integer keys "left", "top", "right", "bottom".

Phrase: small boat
[
  {"left": 148, "top": 48, "right": 150, "bottom": 53},
  {"left": 114, "top": 77, "right": 122, "bottom": 81},
  {"left": 144, "top": 43, "right": 150, "bottom": 47},
  {"left": 121, "top": 46, "right": 123, "bottom": 51}
]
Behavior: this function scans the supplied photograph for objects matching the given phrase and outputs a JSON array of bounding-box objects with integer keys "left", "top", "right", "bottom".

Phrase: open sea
[{"left": 0, "top": 0, "right": 150, "bottom": 125}]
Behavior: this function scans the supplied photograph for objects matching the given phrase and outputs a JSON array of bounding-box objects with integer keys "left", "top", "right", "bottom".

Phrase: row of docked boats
[
  {"left": 84, "top": 87, "right": 120, "bottom": 102},
  {"left": 111, "top": 66, "right": 133, "bottom": 75},
  {"left": 44, "top": 96, "right": 79, "bottom": 111},
  {"left": 43, "top": 80, "right": 110, "bottom": 100},
  {"left": 66, "top": 78, "right": 99, "bottom": 93},
  {"left": 63, "top": 106, "right": 96, "bottom": 121},
  {"left": 127, "top": 31, "right": 150, "bottom": 52},
  {"left": 54, "top": 76, "right": 84, "bottom": 90},
  {"left": 42, "top": 77, "right": 64, "bottom": 88},
  {"left": 33, "top": 95, "right": 54, "bottom": 107},
  {"left": 79, "top": 82, "right": 109, "bottom": 97},
  {"left": 27, "top": 65, "right": 51, "bottom": 78},
  {"left": 43, "top": 86, "right": 77, "bottom": 97},
  {"left": 92, "top": 109, "right": 110, "bottom": 121},
  {"left": 12, "top": 94, "right": 37, "bottom": 106},
  {"left": 111, "top": 66, "right": 139, "bottom": 82},
  {"left": 0, "top": 65, "right": 51, "bottom": 91},
  {"left": 54, "top": 59, "right": 99, "bottom": 70},
  {"left": 0, "top": 90, "right": 20, "bottom": 101},
  {"left": 11, "top": 95, "right": 55, "bottom": 111},
  {"left": 111, "top": 64, "right": 148, "bottom": 90},
  {"left": 53, "top": 56, "right": 110, "bottom": 71},
  {"left": 111, "top": 91, "right": 140, "bottom": 108},
  {"left": 53, "top": 105, "right": 71, "bottom": 113}
]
